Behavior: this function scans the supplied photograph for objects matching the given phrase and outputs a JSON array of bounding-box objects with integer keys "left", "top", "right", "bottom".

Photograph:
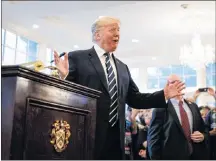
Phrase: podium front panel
[{"left": 24, "top": 98, "right": 92, "bottom": 159}]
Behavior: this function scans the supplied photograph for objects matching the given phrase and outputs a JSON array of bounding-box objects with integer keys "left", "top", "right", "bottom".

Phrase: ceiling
[{"left": 2, "top": 1, "right": 215, "bottom": 68}]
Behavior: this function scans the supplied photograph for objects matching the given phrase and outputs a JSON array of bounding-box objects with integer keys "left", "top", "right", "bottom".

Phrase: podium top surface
[{"left": 2, "top": 65, "right": 101, "bottom": 98}]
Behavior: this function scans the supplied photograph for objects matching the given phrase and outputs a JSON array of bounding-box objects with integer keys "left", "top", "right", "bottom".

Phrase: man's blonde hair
[{"left": 91, "top": 16, "right": 121, "bottom": 42}]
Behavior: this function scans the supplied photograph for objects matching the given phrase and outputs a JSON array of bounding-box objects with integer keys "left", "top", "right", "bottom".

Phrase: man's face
[{"left": 96, "top": 23, "right": 120, "bottom": 52}]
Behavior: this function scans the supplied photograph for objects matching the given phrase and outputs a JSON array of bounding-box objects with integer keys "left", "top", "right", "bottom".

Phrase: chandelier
[{"left": 179, "top": 33, "right": 215, "bottom": 70}]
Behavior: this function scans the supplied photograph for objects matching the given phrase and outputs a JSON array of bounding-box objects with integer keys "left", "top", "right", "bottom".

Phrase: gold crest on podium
[{"left": 50, "top": 120, "right": 71, "bottom": 152}]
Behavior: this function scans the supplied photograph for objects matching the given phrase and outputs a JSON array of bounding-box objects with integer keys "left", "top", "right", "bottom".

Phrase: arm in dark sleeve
[
  {"left": 126, "top": 65, "right": 166, "bottom": 109},
  {"left": 65, "top": 51, "right": 78, "bottom": 82},
  {"left": 194, "top": 103, "right": 210, "bottom": 141},
  {"left": 147, "top": 108, "right": 165, "bottom": 160},
  {"left": 194, "top": 103, "right": 210, "bottom": 159},
  {"left": 131, "top": 127, "right": 139, "bottom": 159},
  {"left": 202, "top": 118, "right": 210, "bottom": 152},
  {"left": 205, "top": 111, "right": 211, "bottom": 129}
]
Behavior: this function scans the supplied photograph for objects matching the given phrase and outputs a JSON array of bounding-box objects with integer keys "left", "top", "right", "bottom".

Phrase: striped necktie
[{"left": 104, "top": 53, "right": 118, "bottom": 127}]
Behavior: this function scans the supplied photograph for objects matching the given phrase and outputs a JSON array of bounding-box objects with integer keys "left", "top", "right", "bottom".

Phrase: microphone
[{"left": 50, "top": 52, "right": 66, "bottom": 63}]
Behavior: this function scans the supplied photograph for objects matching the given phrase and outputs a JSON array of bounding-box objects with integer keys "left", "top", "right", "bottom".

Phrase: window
[
  {"left": 3, "top": 47, "right": 16, "bottom": 65},
  {"left": 184, "top": 75, "right": 197, "bottom": 87},
  {"left": 171, "top": 65, "right": 183, "bottom": 76},
  {"left": 147, "top": 77, "right": 159, "bottom": 89},
  {"left": 46, "top": 48, "right": 54, "bottom": 66},
  {"left": 207, "top": 74, "right": 216, "bottom": 87},
  {"left": 17, "top": 36, "right": 28, "bottom": 53},
  {"left": 206, "top": 62, "right": 216, "bottom": 74},
  {"left": 28, "top": 40, "right": 38, "bottom": 57},
  {"left": 182, "top": 65, "right": 197, "bottom": 87},
  {"left": 2, "top": 29, "right": 5, "bottom": 45},
  {"left": 2, "top": 45, "right": 4, "bottom": 61},
  {"left": 159, "top": 77, "right": 167, "bottom": 88},
  {"left": 27, "top": 56, "right": 37, "bottom": 62},
  {"left": 158, "top": 66, "right": 172, "bottom": 77},
  {"left": 16, "top": 51, "right": 27, "bottom": 64},
  {"left": 206, "top": 62, "right": 216, "bottom": 87},
  {"left": 2, "top": 29, "right": 39, "bottom": 65},
  {"left": 147, "top": 64, "right": 197, "bottom": 89},
  {"left": 183, "top": 65, "right": 196, "bottom": 75},
  {"left": 5, "top": 30, "right": 17, "bottom": 48},
  {"left": 147, "top": 67, "right": 159, "bottom": 77},
  {"left": 213, "top": 64, "right": 216, "bottom": 74}
]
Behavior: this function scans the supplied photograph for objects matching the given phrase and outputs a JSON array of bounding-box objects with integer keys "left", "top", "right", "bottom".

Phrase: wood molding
[{"left": 2, "top": 65, "right": 101, "bottom": 98}]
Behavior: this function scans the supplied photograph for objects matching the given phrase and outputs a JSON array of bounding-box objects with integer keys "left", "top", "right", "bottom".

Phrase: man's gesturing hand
[
  {"left": 54, "top": 51, "right": 69, "bottom": 79},
  {"left": 164, "top": 80, "right": 185, "bottom": 100}
]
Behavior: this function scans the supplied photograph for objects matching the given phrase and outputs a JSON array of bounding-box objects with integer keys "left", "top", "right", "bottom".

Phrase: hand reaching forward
[
  {"left": 208, "top": 88, "right": 215, "bottom": 97},
  {"left": 164, "top": 80, "right": 185, "bottom": 100},
  {"left": 54, "top": 51, "right": 69, "bottom": 79},
  {"left": 209, "top": 129, "right": 216, "bottom": 136}
]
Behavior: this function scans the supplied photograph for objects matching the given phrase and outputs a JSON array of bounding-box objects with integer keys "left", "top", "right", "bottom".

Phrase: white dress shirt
[
  {"left": 93, "top": 43, "right": 118, "bottom": 85},
  {"left": 170, "top": 98, "right": 193, "bottom": 133}
]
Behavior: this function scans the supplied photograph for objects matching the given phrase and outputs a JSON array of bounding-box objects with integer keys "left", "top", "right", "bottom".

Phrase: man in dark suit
[
  {"left": 205, "top": 109, "right": 216, "bottom": 160},
  {"left": 147, "top": 74, "right": 210, "bottom": 160},
  {"left": 205, "top": 88, "right": 216, "bottom": 159},
  {"left": 53, "top": 16, "right": 185, "bottom": 159}
]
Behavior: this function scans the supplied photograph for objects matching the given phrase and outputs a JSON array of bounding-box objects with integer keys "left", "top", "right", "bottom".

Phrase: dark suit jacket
[
  {"left": 66, "top": 47, "right": 167, "bottom": 159},
  {"left": 205, "top": 110, "right": 216, "bottom": 159},
  {"left": 147, "top": 99, "right": 210, "bottom": 160}
]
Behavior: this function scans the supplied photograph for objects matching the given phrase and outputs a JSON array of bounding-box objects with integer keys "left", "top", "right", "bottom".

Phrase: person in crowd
[
  {"left": 208, "top": 88, "right": 216, "bottom": 99},
  {"left": 135, "top": 109, "right": 152, "bottom": 160},
  {"left": 53, "top": 16, "right": 185, "bottom": 159},
  {"left": 199, "top": 106, "right": 211, "bottom": 121},
  {"left": 148, "top": 74, "right": 210, "bottom": 160},
  {"left": 205, "top": 88, "right": 216, "bottom": 160},
  {"left": 125, "top": 106, "right": 139, "bottom": 160},
  {"left": 205, "top": 109, "right": 216, "bottom": 160}
]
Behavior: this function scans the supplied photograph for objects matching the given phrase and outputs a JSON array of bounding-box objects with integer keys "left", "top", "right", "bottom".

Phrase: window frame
[{"left": 2, "top": 29, "right": 38, "bottom": 65}]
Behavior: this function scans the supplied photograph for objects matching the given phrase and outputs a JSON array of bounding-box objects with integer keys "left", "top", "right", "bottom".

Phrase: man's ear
[{"left": 95, "top": 31, "right": 102, "bottom": 41}]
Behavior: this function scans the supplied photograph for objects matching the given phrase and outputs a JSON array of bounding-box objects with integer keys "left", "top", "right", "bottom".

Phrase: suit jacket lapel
[
  {"left": 88, "top": 47, "right": 109, "bottom": 93},
  {"left": 184, "top": 99, "right": 196, "bottom": 132},
  {"left": 167, "top": 100, "right": 186, "bottom": 137}
]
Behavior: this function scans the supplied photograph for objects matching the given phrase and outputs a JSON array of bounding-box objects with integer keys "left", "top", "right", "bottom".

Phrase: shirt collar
[
  {"left": 93, "top": 43, "right": 113, "bottom": 57},
  {"left": 170, "top": 98, "right": 184, "bottom": 105}
]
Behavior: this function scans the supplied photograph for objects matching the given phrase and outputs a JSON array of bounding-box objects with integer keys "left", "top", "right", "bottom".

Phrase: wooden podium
[{"left": 1, "top": 65, "right": 101, "bottom": 160}]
